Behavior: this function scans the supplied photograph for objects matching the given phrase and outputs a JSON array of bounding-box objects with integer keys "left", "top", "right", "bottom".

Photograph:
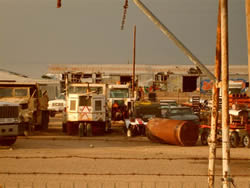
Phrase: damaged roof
[
  {"left": 48, "top": 64, "right": 248, "bottom": 75},
  {"left": 0, "top": 69, "right": 58, "bottom": 85}
]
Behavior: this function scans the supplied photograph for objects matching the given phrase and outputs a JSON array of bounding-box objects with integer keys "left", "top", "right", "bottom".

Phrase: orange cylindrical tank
[{"left": 146, "top": 118, "right": 199, "bottom": 146}]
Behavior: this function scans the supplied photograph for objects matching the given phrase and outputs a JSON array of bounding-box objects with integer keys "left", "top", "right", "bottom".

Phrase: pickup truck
[{"left": 48, "top": 94, "right": 66, "bottom": 117}]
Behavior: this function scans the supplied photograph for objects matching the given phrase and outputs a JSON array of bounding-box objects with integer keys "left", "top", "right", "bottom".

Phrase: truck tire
[
  {"left": 79, "top": 123, "right": 84, "bottom": 137},
  {"left": 123, "top": 126, "right": 127, "bottom": 135},
  {"left": 200, "top": 131, "right": 209, "bottom": 146},
  {"left": 105, "top": 121, "right": 112, "bottom": 133},
  {"left": 0, "top": 136, "right": 17, "bottom": 146},
  {"left": 242, "top": 135, "right": 250, "bottom": 148},
  {"left": 62, "top": 123, "right": 67, "bottom": 133},
  {"left": 86, "top": 123, "right": 92, "bottom": 137},
  {"left": 42, "top": 111, "right": 49, "bottom": 130},
  {"left": 230, "top": 131, "right": 240, "bottom": 148},
  {"left": 139, "top": 126, "right": 145, "bottom": 136}
]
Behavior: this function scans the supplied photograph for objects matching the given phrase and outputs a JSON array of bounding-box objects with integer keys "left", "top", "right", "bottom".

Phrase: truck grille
[{"left": 0, "top": 106, "right": 18, "bottom": 118}]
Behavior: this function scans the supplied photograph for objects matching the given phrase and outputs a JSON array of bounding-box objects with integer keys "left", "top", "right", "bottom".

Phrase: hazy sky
[{"left": 0, "top": 0, "right": 247, "bottom": 78}]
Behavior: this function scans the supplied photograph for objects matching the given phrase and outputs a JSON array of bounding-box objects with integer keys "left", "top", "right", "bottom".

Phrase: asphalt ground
[{"left": 0, "top": 114, "right": 249, "bottom": 188}]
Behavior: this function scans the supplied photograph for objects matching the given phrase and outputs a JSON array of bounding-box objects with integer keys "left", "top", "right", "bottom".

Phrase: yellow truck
[{"left": 0, "top": 82, "right": 49, "bottom": 135}]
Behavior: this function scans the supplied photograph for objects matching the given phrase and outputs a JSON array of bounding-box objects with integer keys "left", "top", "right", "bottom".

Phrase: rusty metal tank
[{"left": 146, "top": 118, "right": 199, "bottom": 146}]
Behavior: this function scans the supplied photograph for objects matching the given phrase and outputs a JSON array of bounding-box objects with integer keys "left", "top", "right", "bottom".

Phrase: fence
[{"left": 1, "top": 181, "right": 250, "bottom": 188}]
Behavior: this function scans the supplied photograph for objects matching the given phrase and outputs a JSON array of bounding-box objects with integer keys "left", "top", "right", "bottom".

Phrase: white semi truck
[{"left": 62, "top": 82, "right": 110, "bottom": 136}]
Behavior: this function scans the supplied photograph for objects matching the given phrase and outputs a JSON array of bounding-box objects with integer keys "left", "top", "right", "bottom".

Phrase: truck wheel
[
  {"left": 41, "top": 111, "right": 49, "bottom": 130},
  {"left": 86, "top": 123, "right": 92, "bottom": 137},
  {"left": 139, "top": 126, "right": 146, "bottom": 136},
  {"left": 242, "top": 135, "right": 250, "bottom": 148},
  {"left": 79, "top": 123, "right": 84, "bottom": 137},
  {"left": 123, "top": 126, "right": 127, "bottom": 135},
  {"left": 200, "top": 131, "right": 209, "bottom": 146},
  {"left": 230, "top": 131, "right": 240, "bottom": 148},
  {"left": 0, "top": 136, "right": 17, "bottom": 146},
  {"left": 105, "top": 121, "right": 112, "bottom": 133},
  {"left": 62, "top": 123, "right": 67, "bottom": 133}
]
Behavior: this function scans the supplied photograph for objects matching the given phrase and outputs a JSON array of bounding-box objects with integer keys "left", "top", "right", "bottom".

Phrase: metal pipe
[
  {"left": 246, "top": 0, "right": 250, "bottom": 90},
  {"left": 220, "top": 0, "right": 231, "bottom": 187},
  {"left": 132, "top": 0, "right": 216, "bottom": 81},
  {"left": 132, "top": 25, "right": 136, "bottom": 98},
  {"left": 208, "top": 1, "right": 221, "bottom": 187},
  {"left": 147, "top": 118, "right": 199, "bottom": 146}
]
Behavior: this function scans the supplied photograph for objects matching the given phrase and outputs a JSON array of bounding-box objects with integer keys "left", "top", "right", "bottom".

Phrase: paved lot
[{"left": 0, "top": 114, "right": 249, "bottom": 188}]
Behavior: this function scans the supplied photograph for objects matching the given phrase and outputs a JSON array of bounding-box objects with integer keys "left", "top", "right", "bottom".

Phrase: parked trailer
[{"left": 200, "top": 109, "right": 250, "bottom": 148}]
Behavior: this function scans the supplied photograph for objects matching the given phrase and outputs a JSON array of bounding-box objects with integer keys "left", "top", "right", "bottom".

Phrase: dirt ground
[{"left": 0, "top": 114, "right": 249, "bottom": 188}]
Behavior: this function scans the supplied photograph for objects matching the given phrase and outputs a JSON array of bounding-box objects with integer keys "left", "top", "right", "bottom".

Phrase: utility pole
[
  {"left": 57, "top": 0, "right": 61, "bottom": 8},
  {"left": 221, "top": 0, "right": 231, "bottom": 187},
  {"left": 208, "top": 1, "right": 221, "bottom": 187},
  {"left": 132, "top": 0, "right": 216, "bottom": 81},
  {"left": 132, "top": 25, "right": 136, "bottom": 98},
  {"left": 246, "top": 0, "right": 250, "bottom": 90}
]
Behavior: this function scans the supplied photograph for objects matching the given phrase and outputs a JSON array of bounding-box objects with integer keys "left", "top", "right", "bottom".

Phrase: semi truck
[
  {"left": 62, "top": 79, "right": 110, "bottom": 135},
  {"left": 0, "top": 82, "right": 49, "bottom": 135}
]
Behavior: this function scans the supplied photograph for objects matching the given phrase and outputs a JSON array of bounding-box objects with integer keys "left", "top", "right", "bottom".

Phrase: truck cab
[
  {"left": 63, "top": 82, "right": 110, "bottom": 136},
  {"left": 107, "top": 84, "right": 134, "bottom": 121},
  {"left": 0, "top": 82, "right": 49, "bottom": 134}
]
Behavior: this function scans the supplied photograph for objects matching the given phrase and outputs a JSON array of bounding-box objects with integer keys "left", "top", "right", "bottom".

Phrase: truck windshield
[
  {"left": 15, "top": 88, "right": 28, "bottom": 97},
  {"left": 0, "top": 88, "right": 13, "bottom": 97},
  {"left": 110, "top": 89, "right": 129, "bottom": 98},
  {"left": 0, "top": 88, "right": 28, "bottom": 97},
  {"left": 69, "top": 86, "right": 103, "bottom": 94},
  {"left": 79, "top": 96, "right": 91, "bottom": 106}
]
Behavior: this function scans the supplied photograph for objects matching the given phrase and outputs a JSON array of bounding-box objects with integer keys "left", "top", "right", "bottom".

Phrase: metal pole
[
  {"left": 221, "top": 0, "right": 231, "bottom": 187},
  {"left": 246, "top": 0, "right": 250, "bottom": 90},
  {"left": 57, "top": 0, "right": 61, "bottom": 8},
  {"left": 65, "top": 73, "right": 68, "bottom": 114},
  {"left": 208, "top": 1, "right": 221, "bottom": 187},
  {"left": 132, "top": 25, "right": 136, "bottom": 98},
  {"left": 132, "top": 0, "right": 216, "bottom": 81}
]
